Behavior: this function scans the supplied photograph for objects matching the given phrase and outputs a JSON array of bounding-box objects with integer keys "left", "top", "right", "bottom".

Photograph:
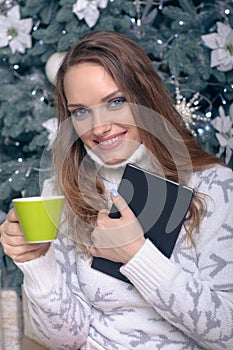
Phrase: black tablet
[{"left": 92, "top": 163, "right": 194, "bottom": 282}]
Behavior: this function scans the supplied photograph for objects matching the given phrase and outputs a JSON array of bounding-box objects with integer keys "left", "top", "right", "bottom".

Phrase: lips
[{"left": 94, "top": 131, "right": 127, "bottom": 150}]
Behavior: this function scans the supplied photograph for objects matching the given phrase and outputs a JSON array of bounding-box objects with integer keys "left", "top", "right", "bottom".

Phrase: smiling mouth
[
  {"left": 95, "top": 131, "right": 127, "bottom": 147},
  {"left": 99, "top": 134, "right": 122, "bottom": 146}
]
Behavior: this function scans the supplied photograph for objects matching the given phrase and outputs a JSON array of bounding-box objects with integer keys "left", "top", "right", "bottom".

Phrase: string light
[
  {"left": 0, "top": 0, "right": 18, "bottom": 14},
  {"left": 33, "top": 20, "right": 41, "bottom": 31}
]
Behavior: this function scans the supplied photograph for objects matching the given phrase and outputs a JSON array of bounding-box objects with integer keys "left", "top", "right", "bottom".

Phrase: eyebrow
[{"left": 67, "top": 90, "right": 121, "bottom": 109}]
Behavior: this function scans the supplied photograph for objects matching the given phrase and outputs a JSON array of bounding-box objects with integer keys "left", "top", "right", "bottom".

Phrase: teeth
[{"left": 99, "top": 135, "right": 122, "bottom": 146}]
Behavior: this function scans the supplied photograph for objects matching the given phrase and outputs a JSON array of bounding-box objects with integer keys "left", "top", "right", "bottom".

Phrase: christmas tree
[{"left": 0, "top": 0, "right": 233, "bottom": 292}]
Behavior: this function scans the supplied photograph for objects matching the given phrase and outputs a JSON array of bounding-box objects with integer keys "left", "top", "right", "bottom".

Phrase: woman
[{"left": 1, "top": 30, "right": 233, "bottom": 350}]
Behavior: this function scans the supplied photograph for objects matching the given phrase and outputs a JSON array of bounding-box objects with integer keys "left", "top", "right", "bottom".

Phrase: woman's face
[{"left": 64, "top": 63, "right": 141, "bottom": 164}]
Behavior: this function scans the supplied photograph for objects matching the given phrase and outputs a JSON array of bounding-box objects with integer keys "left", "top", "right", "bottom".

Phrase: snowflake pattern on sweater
[{"left": 18, "top": 165, "right": 233, "bottom": 350}]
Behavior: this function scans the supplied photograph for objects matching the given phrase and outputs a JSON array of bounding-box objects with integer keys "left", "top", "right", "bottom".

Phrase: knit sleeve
[
  {"left": 16, "top": 233, "right": 91, "bottom": 349},
  {"left": 14, "top": 178, "right": 92, "bottom": 349},
  {"left": 120, "top": 166, "right": 233, "bottom": 350}
]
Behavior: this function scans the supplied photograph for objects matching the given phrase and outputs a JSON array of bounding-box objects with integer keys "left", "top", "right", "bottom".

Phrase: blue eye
[
  {"left": 108, "top": 97, "right": 127, "bottom": 110},
  {"left": 72, "top": 108, "right": 91, "bottom": 120}
]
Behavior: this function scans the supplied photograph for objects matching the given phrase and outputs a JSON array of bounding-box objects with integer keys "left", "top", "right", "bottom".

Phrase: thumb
[
  {"left": 7, "top": 208, "right": 19, "bottom": 222},
  {"left": 110, "top": 189, "right": 134, "bottom": 219}
]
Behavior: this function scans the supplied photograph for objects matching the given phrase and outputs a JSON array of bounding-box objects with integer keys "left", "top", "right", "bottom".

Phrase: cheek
[
  {"left": 130, "top": 127, "right": 141, "bottom": 142},
  {"left": 71, "top": 117, "right": 90, "bottom": 139},
  {"left": 77, "top": 130, "right": 92, "bottom": 147}
]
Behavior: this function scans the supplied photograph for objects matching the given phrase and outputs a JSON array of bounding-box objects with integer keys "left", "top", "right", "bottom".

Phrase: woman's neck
[{"left": 84, "top": 144, "right": 154, "bottom": 185}]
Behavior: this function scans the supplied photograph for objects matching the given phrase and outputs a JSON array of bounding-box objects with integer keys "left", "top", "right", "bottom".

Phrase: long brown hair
[{"left": 54, "top": 30, "right": 221, "bottom": 246}]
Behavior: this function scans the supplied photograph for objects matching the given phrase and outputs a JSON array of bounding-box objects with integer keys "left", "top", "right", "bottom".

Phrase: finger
[
  {"left": 3, "top": 242, "right": 50, "bottom": 263},
  {"left": 89, "top": 244, "right": 106, "bottom": 258},
  {"left": 89, "top": 245, "right": 98, "bottom": 257},
  {"left": 98, "top": 209, "right": 109, "bottom": 219},
  {"left": 7, "top": 208, "right": 19, "bottom": 223},
  {"left": 2, "top": 242, "right": 40, "bottom": 260},
  {"left": 13, "top": 248, "right": 45, "bottom": 263},
  {"left": 2, "top": 222, "right": 24, "bottom": 238},
  {"left": 2, "top": 231, "right": 27, "bottom": 246},
  {"left": 110, "top": 189, "right": 135, "bottom": 219},
  {"left": 96, "top": 209, "right": 109, "bottom": 226}
]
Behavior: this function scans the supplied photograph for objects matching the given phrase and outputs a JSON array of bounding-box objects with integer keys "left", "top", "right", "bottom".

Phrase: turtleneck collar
[{"left": 84, "top": 143, "right": 154, "bottom": 185}]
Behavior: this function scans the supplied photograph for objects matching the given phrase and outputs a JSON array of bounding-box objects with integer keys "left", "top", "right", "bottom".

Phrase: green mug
[{"left": 13, "top": 196, "right": 64, "bottom": 243}]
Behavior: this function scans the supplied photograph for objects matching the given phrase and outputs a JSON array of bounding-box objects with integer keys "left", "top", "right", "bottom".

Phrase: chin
[
  {"left": 96, "top": 145, "right": 140, "bottom": 165},
  {"left": 105, "top": 158, "right": 126, "bottom": 165},
  {"left": 98, "top": 152, "right": 128, "bottom": 165}
]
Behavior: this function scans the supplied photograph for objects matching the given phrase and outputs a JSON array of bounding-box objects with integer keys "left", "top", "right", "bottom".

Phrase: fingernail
[{"left": 111, "top": 188, "right": 119, "bottom": 197}]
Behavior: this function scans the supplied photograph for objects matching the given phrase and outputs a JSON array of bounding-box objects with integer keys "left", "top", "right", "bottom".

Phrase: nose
[{"left": 92, "top": 105, "right": 112, "bottom": 136}]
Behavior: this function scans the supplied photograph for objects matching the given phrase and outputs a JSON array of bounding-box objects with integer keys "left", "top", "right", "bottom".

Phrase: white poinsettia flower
[
  {"left": 211, "top": 105, "right": 233, "bottom": 164},
  {"left": 0, "top": 5, "right": 32, "bottom": 54},
  {"left": 73, "top": 0, "right": 108, "bottom": 28},
  {"left": 42, "top": 118, "right": 58, "bottom": 150},
  {"left": 201, "top": 22, "right": 233, "bottom": 72}
]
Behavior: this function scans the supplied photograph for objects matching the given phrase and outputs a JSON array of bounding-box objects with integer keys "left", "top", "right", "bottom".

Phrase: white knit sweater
[{"left": 16, "top": 146, "right": 233, "bottom": 350}]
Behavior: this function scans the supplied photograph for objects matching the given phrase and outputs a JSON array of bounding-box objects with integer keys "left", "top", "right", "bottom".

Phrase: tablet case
[{"left": 91, "top": 163, "right": 194, "bottom": 283}]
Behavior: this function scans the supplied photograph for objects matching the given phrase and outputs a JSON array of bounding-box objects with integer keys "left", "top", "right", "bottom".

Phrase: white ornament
[
  {"left": 42, "top": 117, "right": 58, "bottom": 150},
  {"left": 201, "top": 22, "right": 233, "bottom": 72},
  {"left": 0, "top": 5, "right": 32, "bottom": 54},
  {"left": 73, "top": 0, "right": 108, "bottom": 28},
  {"left": 229, "top": 102, "right": 233, "bottom": 118},
  {"left": 45, "top": 52, "right": 67, "bottom": 85},
  {"left": 211, "top": 105, "right": 233, "bottom": 164}
]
